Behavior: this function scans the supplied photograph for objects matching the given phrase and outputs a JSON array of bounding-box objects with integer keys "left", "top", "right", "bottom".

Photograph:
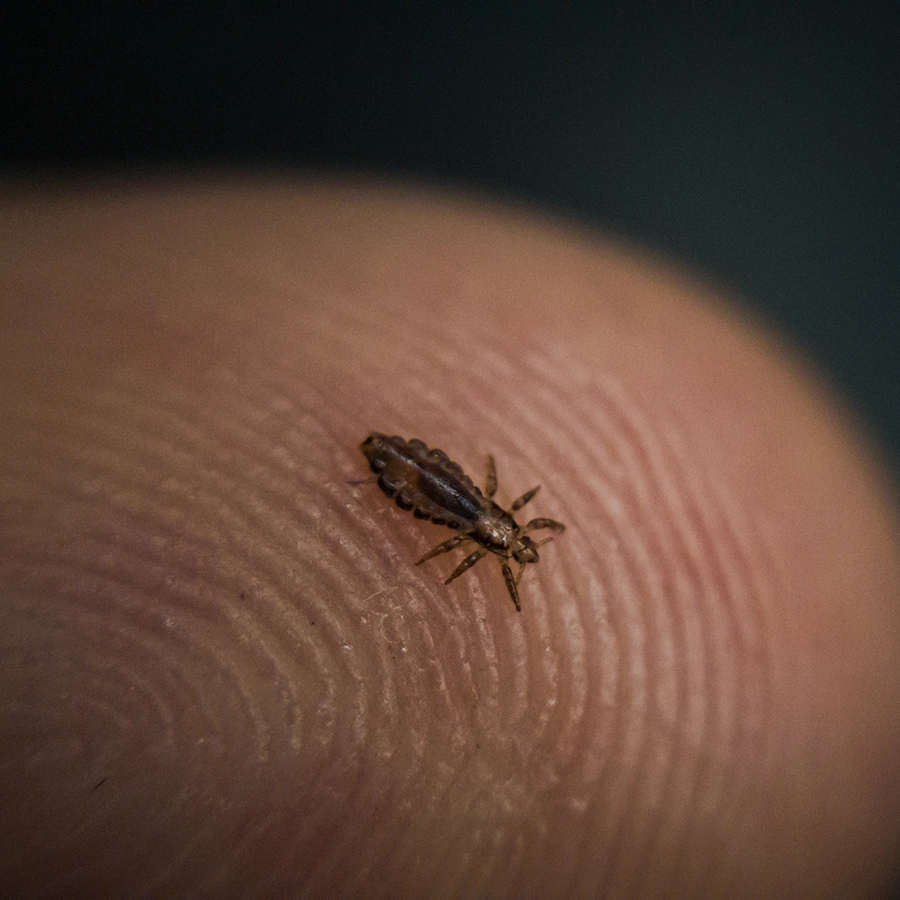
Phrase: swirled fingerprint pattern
[{"left": 1, "top": 319, "right": 780, "bottom": 898}]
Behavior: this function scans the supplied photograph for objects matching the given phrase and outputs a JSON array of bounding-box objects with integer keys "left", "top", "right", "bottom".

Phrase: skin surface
[{"left": 1, "top": 176, "right": 899, "bottom": 898}]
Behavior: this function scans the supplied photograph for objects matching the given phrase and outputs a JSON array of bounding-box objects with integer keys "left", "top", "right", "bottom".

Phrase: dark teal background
[{"left": 2, "top": 7, "right": 898, "bottom": 468}]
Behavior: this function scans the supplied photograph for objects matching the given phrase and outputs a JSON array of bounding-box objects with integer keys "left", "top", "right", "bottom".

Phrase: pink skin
[{"left": 1, "top": 178, "right": 899, "bottom": 897}]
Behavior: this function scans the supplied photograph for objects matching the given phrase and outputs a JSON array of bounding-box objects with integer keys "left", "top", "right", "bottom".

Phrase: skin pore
[{"left": 1, "top": 177, "right": 899, "bottom": 897}]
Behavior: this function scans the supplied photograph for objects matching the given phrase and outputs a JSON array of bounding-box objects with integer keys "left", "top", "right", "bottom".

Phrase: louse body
[{"left": 359, "top": 432, "right": 565, "bottom": 611}]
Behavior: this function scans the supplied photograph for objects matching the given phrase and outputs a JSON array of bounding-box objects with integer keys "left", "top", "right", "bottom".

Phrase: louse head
[
  {"left": 513, "top": 534, "right": 556, "bottom": 566},
  {"left": 513, "top": 535, "right": 541, "bottom": 565}
]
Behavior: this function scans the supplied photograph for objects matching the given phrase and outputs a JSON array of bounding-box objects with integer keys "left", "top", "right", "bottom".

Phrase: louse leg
[
  {"left": 510, "top": 485, "right": 540, "bottom": 511},
  {"left": 415, "top": 534, "right": 470, "bottom": 566},
  {"left": 347, "top": 476, "right": 380, "bottom": 485},
  {"left": 500, "top": 559, "right": 522, "bottom": 611},
  {"left": 522, "top": 517, "right": 566, "bottom": 535},
  {"left": 484, "top": 454, "right": 498, "bottom": 499},
  {"left": 515, "top": 560, "right": 528, "bottom": 585},
  {"left": 445, "top": 546, "right": 488, "bottom": 584}
]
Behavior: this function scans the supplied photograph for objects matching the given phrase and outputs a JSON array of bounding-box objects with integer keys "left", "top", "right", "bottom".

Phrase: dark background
[{"left": 2, "top": 6, "right": 898, "bottom": 458}]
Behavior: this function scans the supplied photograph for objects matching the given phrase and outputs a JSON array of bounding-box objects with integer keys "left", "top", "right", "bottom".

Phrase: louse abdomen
[{"left": 361, "top": 432, "right": 483, "bottom": 530}]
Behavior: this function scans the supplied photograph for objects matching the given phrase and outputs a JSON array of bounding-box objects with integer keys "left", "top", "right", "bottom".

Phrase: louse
[{"left": 359, "top": 433, "right": 565, "bottom": 611}]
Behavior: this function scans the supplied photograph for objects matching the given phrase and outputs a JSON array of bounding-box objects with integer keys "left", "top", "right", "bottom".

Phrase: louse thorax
[{"left": 473, "top": 503, "right": 520, "bottom": 552}]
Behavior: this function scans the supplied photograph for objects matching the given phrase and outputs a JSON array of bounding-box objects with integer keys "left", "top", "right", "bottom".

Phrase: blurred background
[{"left": 2, "top": 6, "right": 898, "bottom": 464}]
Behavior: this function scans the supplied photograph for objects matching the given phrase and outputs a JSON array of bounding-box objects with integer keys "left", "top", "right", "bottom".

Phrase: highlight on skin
[{"left": 1, "top": 177, "right": 899, "bottom": 898}]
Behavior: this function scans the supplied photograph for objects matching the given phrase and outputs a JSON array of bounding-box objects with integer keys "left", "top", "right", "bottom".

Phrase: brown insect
[{"left": 359, "top": 433, "right": 565, "bottom": 611}]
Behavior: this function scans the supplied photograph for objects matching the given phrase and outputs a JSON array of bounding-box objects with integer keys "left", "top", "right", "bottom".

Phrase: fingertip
[{"left": 3, "top": 177, "right": 898, "bottom": 897}]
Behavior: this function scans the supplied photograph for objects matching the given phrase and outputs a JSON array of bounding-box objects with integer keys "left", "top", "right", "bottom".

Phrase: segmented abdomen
[{"left": 360, "top": 433, "right": 485, "bottom": 531}]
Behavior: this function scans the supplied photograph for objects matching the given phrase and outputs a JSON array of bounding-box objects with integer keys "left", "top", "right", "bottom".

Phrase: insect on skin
[{"left": 359, "top": 433, "right": 565, "bottom": 611}]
